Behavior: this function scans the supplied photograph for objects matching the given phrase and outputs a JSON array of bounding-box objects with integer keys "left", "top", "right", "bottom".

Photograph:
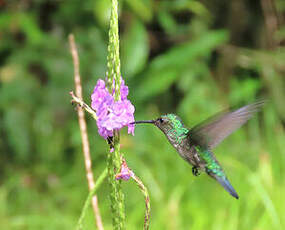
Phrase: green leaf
[
  {"left": 135, "top": 68, "right": 178, "bottom": 101},
  {"left": 93, "top": 0, "right": 112, "bottom": 27},
  {"left": 229, "top": 78, "right": 262, "bottom": 105},
  {"left": 19, "top": 13, "right": 44, "bottom": 45},
  {"left": 135, "top": 30, "right": 228, "bottom": 101},
  {"left": 121, "top": 19, "right": 149, "bottom": 77},
  {"left": 4, "top": 108, "right": 31, "bottom": 161},
  {"left": 157, "top": 11, "right": 177, "bottom": 35},
  {"left": 149, "top": 30, "right": 228, "bottom": 71},
  {"left": 124, "top": 0, "right": 153, "bottom": 22}
]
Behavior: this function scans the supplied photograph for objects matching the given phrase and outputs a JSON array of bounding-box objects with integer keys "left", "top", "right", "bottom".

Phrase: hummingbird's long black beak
[{"left": 130, "top": 120, "right": 155, "bottom": 125}]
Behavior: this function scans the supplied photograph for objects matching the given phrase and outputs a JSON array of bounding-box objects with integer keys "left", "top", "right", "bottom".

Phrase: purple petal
[
  {"left": 91, "top": 79, "right": 110, "bottom": 111},
  {"left": 120, "top": 79, "right": 129, "bottom": 100},
  {"left": 128, "top": 124, "right": 135, "bottom": 135}
]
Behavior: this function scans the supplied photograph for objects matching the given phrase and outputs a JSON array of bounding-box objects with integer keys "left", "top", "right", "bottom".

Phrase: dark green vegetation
[{"left": 0, "top": 0, "right": 285, "bottom": 229}]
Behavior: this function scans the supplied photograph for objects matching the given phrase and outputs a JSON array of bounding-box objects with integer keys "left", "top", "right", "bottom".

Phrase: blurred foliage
[{"left": 0, "top": 0, "right": 285, "bottom": 229}]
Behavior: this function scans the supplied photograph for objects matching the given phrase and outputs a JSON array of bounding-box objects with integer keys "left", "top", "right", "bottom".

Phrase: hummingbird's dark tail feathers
[{"left": 209, "top": 172, "right": 239, "bottom": 199}]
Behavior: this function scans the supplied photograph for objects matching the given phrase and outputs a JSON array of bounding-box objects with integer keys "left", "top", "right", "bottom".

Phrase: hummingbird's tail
[{"left": 207, "top": 170, "right": 239, "bottom": 199}]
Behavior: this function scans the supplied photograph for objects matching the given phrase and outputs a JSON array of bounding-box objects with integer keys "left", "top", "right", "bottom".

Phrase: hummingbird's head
[
  {"left": 154, "top": 114, "right": 182, "bottom": 133},
  {"left": 131, "top": 114, "right": 187, "bottom": 135}
]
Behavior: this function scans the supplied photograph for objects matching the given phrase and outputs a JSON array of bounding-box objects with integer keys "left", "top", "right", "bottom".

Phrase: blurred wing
[{"left": 189, "top": 101, "right": 265, "bottom": 149}]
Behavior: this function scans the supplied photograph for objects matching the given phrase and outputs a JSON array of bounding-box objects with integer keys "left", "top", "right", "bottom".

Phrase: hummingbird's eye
[{"left": 158, "top": 118, "right": 164, "bottom": 123}]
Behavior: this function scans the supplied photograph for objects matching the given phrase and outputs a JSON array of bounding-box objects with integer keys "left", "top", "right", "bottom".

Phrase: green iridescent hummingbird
[{"left": 132, "top": 101, "right": 265, "bottom": 199}]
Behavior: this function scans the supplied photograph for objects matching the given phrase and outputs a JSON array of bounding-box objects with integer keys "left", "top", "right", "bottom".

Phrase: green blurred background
[{"left": 1, "top": 0, "right": 285, "bottom": 229}]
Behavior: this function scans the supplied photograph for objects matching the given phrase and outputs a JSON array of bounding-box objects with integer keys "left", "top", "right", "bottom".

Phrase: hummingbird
[{"left": 131, "top": 101, "right": 265, "bottom": 199}]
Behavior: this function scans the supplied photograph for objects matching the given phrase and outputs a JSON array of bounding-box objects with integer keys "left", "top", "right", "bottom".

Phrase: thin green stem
[
  {"left": 132, "top": 173, "right": 151, "bottom": 230},
  {"left": 76, "top": 168, "right": 108, "bottom": 230}
]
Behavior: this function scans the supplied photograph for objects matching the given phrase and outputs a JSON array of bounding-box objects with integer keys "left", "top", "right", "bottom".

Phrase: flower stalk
[
  {"left": 107, "top": 0, "right": 121, "bottom": 101},
  {"left": 106, "top": 0, "right": 125, "bottom": 229}
]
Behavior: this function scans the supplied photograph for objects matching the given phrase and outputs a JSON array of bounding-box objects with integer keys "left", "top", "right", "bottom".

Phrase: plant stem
[
  {"left": 107, "top": 0, "right": 121, "bottom": 101},
  {"left": 107, "top": 131, "right": 125, "bottom": 229},
  {"left": 132, "top": 173, "right": 151, "bottom": 230},
  {"left": 106, "top": 0, "right": 125, "bottom": 229},
  {"left": 69, "top": 34, "right": 103, "bottom": 230},
  {"left": 70, "top": 91, "right": 97, "bottom": 120},
  {"left": 76, "top": 169, "right": 108, "bottom": 230}
]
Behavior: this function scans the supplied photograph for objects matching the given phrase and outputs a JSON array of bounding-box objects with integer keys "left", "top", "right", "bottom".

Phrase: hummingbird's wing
[{"left": 189, "top": 101, "right": 265, "bottom": 149}]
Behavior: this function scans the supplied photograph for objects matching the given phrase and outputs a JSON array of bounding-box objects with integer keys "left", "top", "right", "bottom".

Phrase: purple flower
[
  {"left": 91, "top": 78, "right": 135, "bottom": 139},
  {"left": 91, "top": 79, "right": 110, "bottom": 111},
  {"left": 120, "top": 79, "right": 129, "bottom": 100},
  {"left": 116, "top": 160, "right": 134, "bottom": 181}
]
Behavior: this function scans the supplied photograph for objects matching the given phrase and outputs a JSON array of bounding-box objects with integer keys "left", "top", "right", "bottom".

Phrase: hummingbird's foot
[{"left": 192, "top": 166, "right": 200, "bottom": 176}]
